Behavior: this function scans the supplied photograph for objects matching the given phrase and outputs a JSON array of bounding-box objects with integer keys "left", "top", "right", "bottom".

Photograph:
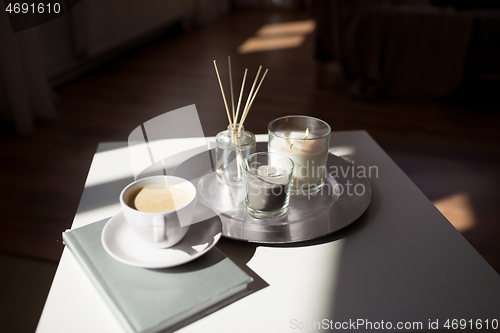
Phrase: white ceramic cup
[{"left": 119, "top": 175, "right": 197, "bottom": 249}]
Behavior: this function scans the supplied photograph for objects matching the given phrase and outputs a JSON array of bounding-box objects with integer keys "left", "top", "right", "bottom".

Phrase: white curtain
[{"left": 0, "top": 11, "right": 56, "bottom": 134}]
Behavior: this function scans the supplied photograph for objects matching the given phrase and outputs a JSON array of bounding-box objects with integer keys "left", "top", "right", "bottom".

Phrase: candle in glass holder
[
  {"left": 246, "top": 166, "right": 289, "bottom": 211},
  {"left": 268, "top": 116, "right": 331, "bottom": 195},
  {"left": 242, "top": 152, "right": 294, "bottom": 218}
]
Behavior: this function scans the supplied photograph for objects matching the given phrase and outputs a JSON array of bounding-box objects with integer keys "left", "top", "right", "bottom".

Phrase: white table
[{"left": 36, "top": 131, "right": 500, "bottom": 332}]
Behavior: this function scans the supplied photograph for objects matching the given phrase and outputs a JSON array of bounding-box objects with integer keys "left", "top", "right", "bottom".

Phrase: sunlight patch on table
[
  {"left": 85, "top": 146, "right": 134, "bottom": 188},
  {"left": 329, "top": 145, "right": 356, "bottom": 163},
  {"left": 72, "top": 203, "right": 121, "bottom": 229},
  {"left": 86, "top": 138, "right": 212, "bottom": 188},
  {"left": 246, "top": 240, "right": 344, "bottom": 325}
]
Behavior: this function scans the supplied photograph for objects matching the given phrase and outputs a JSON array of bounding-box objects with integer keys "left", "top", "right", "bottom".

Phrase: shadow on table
[{"left": 216, "top": 238, "right": 269, "bottom": 293}]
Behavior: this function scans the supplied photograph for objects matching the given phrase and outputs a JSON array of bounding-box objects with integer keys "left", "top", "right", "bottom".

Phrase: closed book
[{"left": 62, "top": 218, "right": 252, "bottom": 333}]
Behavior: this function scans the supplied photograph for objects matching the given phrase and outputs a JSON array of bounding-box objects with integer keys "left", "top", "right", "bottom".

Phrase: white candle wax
[{"left": 268, "top": 131, "right": 328, "bottom": 193}]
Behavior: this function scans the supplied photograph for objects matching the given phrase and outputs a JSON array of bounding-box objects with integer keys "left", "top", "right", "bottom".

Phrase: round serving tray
[{"left": 170, "top": 142, "right": 371, "bottom": 244}]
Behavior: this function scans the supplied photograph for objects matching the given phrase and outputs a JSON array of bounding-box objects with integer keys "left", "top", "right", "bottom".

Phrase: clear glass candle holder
[
  {"left": 215, "top": 124, "right": 256, "bottom": 186},
  {"left": 242, "top": 152, "right": 294, "bottom": 219},
  {"left": 268, "top": 115, "right": 331, "bottom": 195}
]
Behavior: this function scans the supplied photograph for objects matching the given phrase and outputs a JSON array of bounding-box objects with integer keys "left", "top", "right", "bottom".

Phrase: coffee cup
[{"left": 119, "top": 175, "right": 197, "bottom": 248}]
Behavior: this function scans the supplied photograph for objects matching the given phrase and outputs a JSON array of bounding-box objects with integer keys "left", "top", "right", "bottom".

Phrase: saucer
[{"left": 101, "top": 206, "right": 222, "bottom": 268}]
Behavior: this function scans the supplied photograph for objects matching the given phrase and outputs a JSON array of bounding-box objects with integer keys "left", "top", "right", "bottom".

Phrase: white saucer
[{"left": 101, "top": 206, "right": 222, "bottom": 268}]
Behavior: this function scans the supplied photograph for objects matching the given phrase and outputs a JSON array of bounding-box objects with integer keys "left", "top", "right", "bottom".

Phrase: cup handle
[{"left": 153, "top": 215, "right": 166, "bottom": 243}]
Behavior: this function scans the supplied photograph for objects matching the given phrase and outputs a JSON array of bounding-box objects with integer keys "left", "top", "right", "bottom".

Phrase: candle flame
[{"left": 304, "top": 128, "right": 309, "bottom": 139}]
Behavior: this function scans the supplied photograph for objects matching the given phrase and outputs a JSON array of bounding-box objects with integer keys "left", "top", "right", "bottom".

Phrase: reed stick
[
  {"left": 213, "top": 60, "right": 233, "bottom": 127},
  {"left": 234, "top": 68, "right": 248, "bottom": 126},
  {"left": 239, "top": 68, "right": 268, "bottom": 131},
  {"left": 238, "top": 66, "right": 262, "bottom": 130},
  {"left": 228, "top": 56, "right": 235, "bottom": 124}
]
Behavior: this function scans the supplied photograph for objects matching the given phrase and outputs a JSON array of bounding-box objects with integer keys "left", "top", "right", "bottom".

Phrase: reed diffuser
[{"left": 213, "top": 57, "right": 268, "bottom": 186}]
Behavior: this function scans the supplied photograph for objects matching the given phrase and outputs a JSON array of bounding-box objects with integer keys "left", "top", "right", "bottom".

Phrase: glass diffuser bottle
[
  {"left": 212, "top": 57, "right": 267, "bottom": 186},
  {"left": 215, "top": 124, "right": 256, "bottom": 186}
]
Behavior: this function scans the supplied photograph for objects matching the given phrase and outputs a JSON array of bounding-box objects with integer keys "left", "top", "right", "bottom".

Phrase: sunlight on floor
[
  {"left": 238, "top": 19, "right": 316, "bottom": 54},
  {"left": 238, "top": 35, "right": 306, "bottom": 54},
  {"left": 433, "top": 193, "right": 476, "bottom": 232},
  {"left": 256, "top": 19, "right": 316, "bottom": 36}
]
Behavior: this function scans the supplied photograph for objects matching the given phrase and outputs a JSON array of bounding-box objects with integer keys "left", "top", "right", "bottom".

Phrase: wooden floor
[{"left": 1, "top": 9, "right": 499, "bottom": 275}]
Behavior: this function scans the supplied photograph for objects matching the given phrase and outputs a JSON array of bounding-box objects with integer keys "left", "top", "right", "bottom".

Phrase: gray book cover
[{"left": 62, "top": 218, "right": 252, "bottom": 333}]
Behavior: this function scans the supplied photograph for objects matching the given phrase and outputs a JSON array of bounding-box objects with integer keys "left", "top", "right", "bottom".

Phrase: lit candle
[{"left": 268, "top": 116, "right": 331, "bottom": 195}]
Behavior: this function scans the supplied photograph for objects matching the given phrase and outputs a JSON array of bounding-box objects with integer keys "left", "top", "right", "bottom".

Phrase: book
[{"left": 62, "top": 218, "right": 252, "bottom": 333}]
